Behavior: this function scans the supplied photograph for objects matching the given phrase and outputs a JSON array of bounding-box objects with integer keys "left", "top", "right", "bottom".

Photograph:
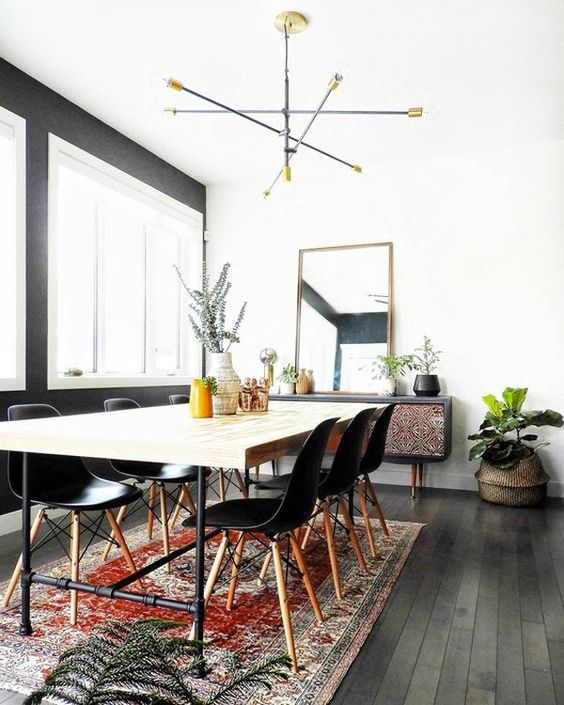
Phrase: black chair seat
[
  {"left": 110, "top": 461, "right": 211, "bottom": 484},
  {"left": 183, "top": 498, "right": 281, "bottom": 531},
  {"left": 16, "top": 473, "right": 143, "bottom": 511},
  {"left": 254, "top": 474, "right": 291, "bottom": 491}
]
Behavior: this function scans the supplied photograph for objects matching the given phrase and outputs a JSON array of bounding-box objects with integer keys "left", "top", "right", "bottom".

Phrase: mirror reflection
[{"left": 296, "top": 243, "right": 392, "bottom": 393}]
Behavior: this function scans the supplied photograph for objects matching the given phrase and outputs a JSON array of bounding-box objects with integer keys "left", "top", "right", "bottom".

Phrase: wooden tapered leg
[
  {"left": 301, "top": 499, "right": 322, "bottom": 551},
  {"left": 218, "top": 470, "right": 226, "bottom": 502},
  {"left": 159, "top": 485, "right": 171, "bottom": 573},
  {"left": 364, "top": 476, "right": 390, "bottom": 538},
  {"left": 411, "top": 464, "right": 417, "bottom": 499},
  {"left": 338, "top": 497, "right": 367, "bottom": 572},
  {"left": 2, "top": 509, "right": 45, "bottom": 607},
  {"left": 105, "top": 509, "right": 139, "bottom": 579},
  {"left": 255, "top": 465, "right": 260, "bottom": 479},
  {"left": 189, "top": 532, "right": 229, "bottom": 640},
  {"left": 233, "top": 470, "right": 249, "bottom": 499},
  {"left": 258, "top": 551, "right": 272, "bottom": 585},
  {"left": 170, "top": 485, "right": 187, "bottom": 529},
  {"left": 418, "top": 463, "right": 424, "bottom": 489},
  {"left": 147, "top": 482, "right": 157, "bottom": 538},
  {"left": 184, "top": 483, "right": 197, "bottom": 514},
  {"left": 357, "top": 483, "right": 378, "bottom": 558},
  {"left": 70, "top": 511, "right": 80, "bottom": 625},
  {"left": 226, "top": 531, "right": 246, "bottom": 610},
  {"left": 102, "top": 503, "right": 127, "bottom": 561},
  {"left": 289, "top": 533, "right": 323, "bottom": 623},
  {"left": 322, "top": 501, "right": 342, "bottom": 600},
  {"left": 271, "top": 539, "right": 298, "bottom": 673}
]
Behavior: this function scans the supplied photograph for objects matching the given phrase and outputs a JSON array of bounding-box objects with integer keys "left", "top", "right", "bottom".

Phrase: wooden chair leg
[
  {"left": 357, "top": 483, "right": 378, "bottom": 558},
  {"left": 189, "top": 532, "right": 229, "bottom": 640},
  {"left": 233, "top": 470, "right": 249, "bottom": 499},
  {"left": 271, "top": 539, "right": 298, "bottom": 673},
  {"left": 184, "top": 483, "right": 197, "bottom": 515},
  {"left": 257, "top": 551, "right": 272, "bottom": 585},
  {"left": 218, "top": 470, "right": 226, "bottom": 502},
  {"left": 338, "top": 497, "right": 367, "bottom": 572},
  {"left": 226, "top": 531, "right": 246, "bottom": 610},
  {"left": 301, "top": 499, "right": 322, "bottom": 551},
  {"left": 147, "top": 482, "right": 157, "bottom": 538},
  {"left": 322, "top": 501, "right": 342, "bottom": 600},
  {"left": 70, "top": 510, "right": 80, "bottom": 625},
  {"left": 105, "top": 509, "right": 139, "bottom": 581},
  {"left": 2, "top": 508, "right": 45, "bottom": 607},
  {"left": 159, "top": 485, "right": 171, "bottom": 573},
  {"left": 169, "top": 485, "right": 187, "bottom": 529},
  {"left": 365, "top": 476, "right": 390, "bottom": 538},
  {"left": 289, "top": 533, "right": 323, "bottom": 623},
  {"left": 102, "top": 503, "right": 127, "bottom": 561}
]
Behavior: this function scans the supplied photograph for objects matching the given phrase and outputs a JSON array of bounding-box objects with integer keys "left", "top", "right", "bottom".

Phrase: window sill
[{"left": 48, "top": 374, "right": 192, "bottom": 391}]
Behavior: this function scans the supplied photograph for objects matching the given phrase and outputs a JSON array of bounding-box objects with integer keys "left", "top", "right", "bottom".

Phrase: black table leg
[
  {"left": 193, "top": 466, "right": 206, "bottom": 665},
  {"left": 348, "top": 487, "right": 355, "bottom": 524},
  {"left": 19, "top": 452, "right": 32, "bottom": 636}
]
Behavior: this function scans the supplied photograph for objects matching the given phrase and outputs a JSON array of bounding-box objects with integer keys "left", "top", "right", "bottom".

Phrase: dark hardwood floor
[{"left": 0, "top": 484, "right": 563, "bottom": 704}]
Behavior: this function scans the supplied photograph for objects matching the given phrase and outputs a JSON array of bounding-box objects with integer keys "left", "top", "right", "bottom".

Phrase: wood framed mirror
[{"left": 295, "top": 242, "right": 393, "bottom": 393}]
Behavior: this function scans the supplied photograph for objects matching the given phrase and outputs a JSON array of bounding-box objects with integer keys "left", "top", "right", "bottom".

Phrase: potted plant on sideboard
[
  {"left": 278, "top": 363, "right": 298, "bottom": 395},
  {"left": 412, "top": 335, "right": 442, "bottom": 397},
  {"left": 376, "top": 353, "right": 414, "bottom": 396},
  {"left": 468, "top": 387, "right": 563, "bottom": 506}
]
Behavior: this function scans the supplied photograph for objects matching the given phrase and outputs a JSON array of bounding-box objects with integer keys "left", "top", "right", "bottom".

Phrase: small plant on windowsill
[
  {"left": 278, "top": 363, "right": 298, "bottom": 395},
  {"left": 411, "top": 335, "right": 443, "bottom": 397},
  {"left": 25, "top": 617, "right": 291, "bottom": 705}
]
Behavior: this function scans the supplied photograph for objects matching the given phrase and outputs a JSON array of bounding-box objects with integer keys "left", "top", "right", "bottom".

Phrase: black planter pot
[{"left": 413, "top": 374, "right": 441, "bottom": 397}]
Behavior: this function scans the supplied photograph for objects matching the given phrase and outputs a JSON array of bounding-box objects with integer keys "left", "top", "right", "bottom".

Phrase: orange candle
[{"left": 189, "top": 380, "right": 213, "bottom": 418}]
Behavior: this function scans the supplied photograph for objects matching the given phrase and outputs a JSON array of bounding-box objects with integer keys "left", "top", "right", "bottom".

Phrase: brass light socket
[
  {"left": 283, "top": 166, "right": 292, "bottom": 182},
  {"left": 351, "top": 164, "right": 363, "bottom": 173},
  {"left": 408, "top": 107, "right": 423, "bottom": 118},
  {"left": 167, "top": 78, "right": 184, "bottom": 92}
]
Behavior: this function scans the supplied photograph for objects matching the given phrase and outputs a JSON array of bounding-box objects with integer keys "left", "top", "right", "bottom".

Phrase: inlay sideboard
[{"left": 271, "top": 393, "right": 452, "bottom": 497}]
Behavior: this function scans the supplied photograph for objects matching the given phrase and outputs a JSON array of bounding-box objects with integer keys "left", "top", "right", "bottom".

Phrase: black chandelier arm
[
  {"left": 166, "top": 109, "right": 412, "bottom": 115},
  {"left": 167, "top": 78, "right": 360, "bottom": 172}
]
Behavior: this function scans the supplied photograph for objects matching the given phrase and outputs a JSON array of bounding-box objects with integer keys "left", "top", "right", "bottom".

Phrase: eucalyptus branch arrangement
[
  {"left": 25, "top": 618, "right": 290, "bottom": 705},
  {"left": 376, "top": 353, "right": 414, "bottom": 380},
  {"left": 412, "top": 336, "right": 442, "bottom": 375},
  {"left": 175, "top": 263, "right": 247, "bottom": 354}
]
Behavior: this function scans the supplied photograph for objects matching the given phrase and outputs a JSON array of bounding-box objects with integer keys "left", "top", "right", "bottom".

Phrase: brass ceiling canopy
[
  {"left": 274, "top": 11, "right": 308, "bottom": 34},
  {"left": 165, "top": 11, "right": 424, "bottom": 197}
]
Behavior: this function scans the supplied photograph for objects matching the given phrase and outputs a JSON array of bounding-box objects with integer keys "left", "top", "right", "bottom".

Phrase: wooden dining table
[{"left": 0, "top": 399, "right": 376, "bottom": 655}]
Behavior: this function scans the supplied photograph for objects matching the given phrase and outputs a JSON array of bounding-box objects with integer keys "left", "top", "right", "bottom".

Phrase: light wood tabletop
[{"left": 0, "top": 400, "right": 379, "bottom": 469}]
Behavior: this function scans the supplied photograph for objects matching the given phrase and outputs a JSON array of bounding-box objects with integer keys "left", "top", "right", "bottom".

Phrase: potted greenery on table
[
  {"left": 412, "top": 335, "right": 442, "bottom": 396},
  {"left": 176, "top": 262, "right": 247, "bottom": 415},
  {"left": 376, "top": 353, "right": 414, "bottom": 396},
  {"left": 468, "top": 387, "right": 563, "bottom": 506}
]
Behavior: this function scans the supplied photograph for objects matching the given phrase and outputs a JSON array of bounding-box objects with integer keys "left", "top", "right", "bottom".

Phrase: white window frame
[
  {"left": 48, "top": 134, "right": 203, "bottom": 390},
  {"left": 0, "top": 105, "right": 26, "bottom": 392}
]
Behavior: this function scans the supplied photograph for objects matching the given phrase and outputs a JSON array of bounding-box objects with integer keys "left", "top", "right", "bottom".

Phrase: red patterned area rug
[{"left": 0, "top": 516, "right": 423, "bottom": 703}]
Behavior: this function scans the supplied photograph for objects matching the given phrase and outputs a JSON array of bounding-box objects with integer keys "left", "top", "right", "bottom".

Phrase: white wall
[{"left": 207, "top": 140, "right": 564, "bottom": 496}]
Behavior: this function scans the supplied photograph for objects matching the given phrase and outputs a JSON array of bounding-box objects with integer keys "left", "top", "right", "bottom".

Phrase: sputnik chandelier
[{"left": 165, "top": 11, "right": 423, "bottom": 197}]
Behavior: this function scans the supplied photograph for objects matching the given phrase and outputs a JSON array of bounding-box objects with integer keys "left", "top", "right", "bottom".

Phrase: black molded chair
[
  {"left": 169, "top": 394, "right": 189, "bottom": 405},
  {"left": 2, "top": 403, "right": 142, "bottom": 625},
  {"left": 103, "top": 398, "right": 211, "bottom": 569},
  {"left": 257, "top": 407, "right": 376, "bottom": 599},
  {"left": 355, "top": 404, "right": 395, "bottom": 554},
  {"left": 182, "top": 416, "right": 338, "bottom": 672}
]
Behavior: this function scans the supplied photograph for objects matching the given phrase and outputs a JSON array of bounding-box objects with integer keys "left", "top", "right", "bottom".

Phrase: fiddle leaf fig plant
[{"left": 468, "top": 387, "right": 563, "bottom": 469}]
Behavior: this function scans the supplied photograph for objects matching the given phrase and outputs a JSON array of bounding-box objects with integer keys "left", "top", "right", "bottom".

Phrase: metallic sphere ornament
[{"left": 260, "top": 348, "right": 278, "bottom": 365}]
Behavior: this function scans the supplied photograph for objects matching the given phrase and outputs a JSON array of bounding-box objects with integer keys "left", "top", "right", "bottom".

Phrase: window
[
  {"left": 0, "top": 106, "right": 25, "bottom": 391},
  {"left": 48, "top": 135, "right": 203, "bottom": 389}
]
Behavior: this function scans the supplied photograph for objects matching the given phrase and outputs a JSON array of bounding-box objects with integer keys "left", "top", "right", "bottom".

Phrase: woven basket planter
[{"left": 475, "top": 454, "right": 549, "bottom": 507}]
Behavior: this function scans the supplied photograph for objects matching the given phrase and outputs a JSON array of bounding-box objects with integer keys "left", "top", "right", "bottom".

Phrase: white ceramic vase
[
  {"left": 280, "top": 382, "right": 295, "bottom": 395},
  {"left": 209, "top": 352, "right": 240, "bottom": 415},
  {"left": 383, "top": 377, "right": 397, "bottom": 396}
]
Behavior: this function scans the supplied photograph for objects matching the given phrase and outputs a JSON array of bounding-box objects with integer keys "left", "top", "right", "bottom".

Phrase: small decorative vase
[
  {"left": 383, "top": 378, "right": 396, "bottom": 396},
  {"left": 296, "top": 368, "right": 310, "bottom": 394},
  {"left": 209, "top": 352, "right": 240, "bottom": 415},
  {"left": 413, "top": 374, "right": 441, "bottom": 397},
  {"left": 189, "top": 380, "right": 213, "bottom": 418},
  {"left": 280, "top": 381, "right": 295, "bottom": 395},
  {"left": 306, "top": 370, "right": 315, "bottom": 392}
]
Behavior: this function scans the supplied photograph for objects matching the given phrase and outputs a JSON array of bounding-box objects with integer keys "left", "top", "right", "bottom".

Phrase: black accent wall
[{"left": 0, "top": 58, "right": 206, "bottom": 515}]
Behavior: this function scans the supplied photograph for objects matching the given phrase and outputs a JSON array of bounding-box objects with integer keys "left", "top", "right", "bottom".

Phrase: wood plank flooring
[{"left": 0, "top": 484, "right": 563, "bottom": 704}]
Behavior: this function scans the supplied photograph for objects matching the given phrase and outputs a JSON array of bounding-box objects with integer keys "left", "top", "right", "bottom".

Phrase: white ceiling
[{"left": 0, "top": 0, "right": 563, "bottom": 186}]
